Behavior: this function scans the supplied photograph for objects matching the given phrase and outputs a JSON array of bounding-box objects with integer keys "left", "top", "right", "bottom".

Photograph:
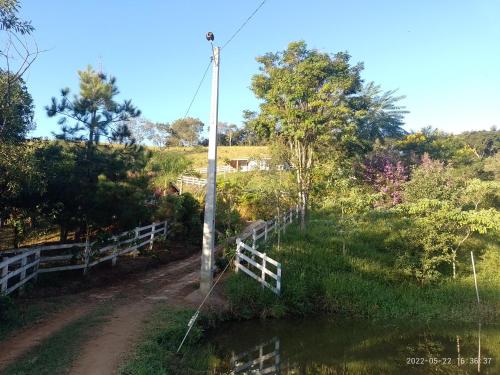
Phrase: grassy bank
[
  {"left": 225, "top": 208, "right": 499, "bottom": 323},
  {"left": 121, "top": 305, "right": 220, "bottom": 375},
  {"left": 3, "top": 303, "right": 113, "bottom": 375}
]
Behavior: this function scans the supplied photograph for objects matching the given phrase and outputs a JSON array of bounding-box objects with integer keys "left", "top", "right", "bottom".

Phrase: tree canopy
[
  {"left": 0, "top": 72, "right": 34, "bottom": 142},
  {"left": 46, "top": 65, "right": 140, "bottom": 150},
  {"left": 249, "top": 41, "right": 407, "bottom": 227}
]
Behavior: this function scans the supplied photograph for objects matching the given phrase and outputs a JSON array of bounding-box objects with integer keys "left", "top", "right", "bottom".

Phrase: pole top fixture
[{"left": 206, "top": 32, "right": 214, "bottom": 41}]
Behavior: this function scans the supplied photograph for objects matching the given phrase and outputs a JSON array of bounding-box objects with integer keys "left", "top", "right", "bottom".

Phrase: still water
[{"left": 207, "top": 317, "right": 499, "bottom": 374}]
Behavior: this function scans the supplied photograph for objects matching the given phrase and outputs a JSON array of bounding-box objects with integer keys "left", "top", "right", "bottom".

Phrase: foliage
[
  {"left": 127, "top": 118, "right": 171, "bottom": 147},
  {"left": 168, "top": 117, "right": 204, "bottom": 146},
  {"left": 154, "top": 193, "right": 202, "bottom": 243},
  {"left": 217, "top": 122, "right": 238, "bottom": 146},
  {"left": 146, "top": 151, "right": 193, "bottom": 191},
  {"left": 362, "top": 144, "right": 408, "bottom": 206},
  {"left": 0, "top": 0, "right": 33, "bottom": 34},
  {"left": 248, "top": 41, "right": 406, "bottom": 227},
  {"left": 39, "top": 67, "right": 150, "bottom": 239},
  {"left": 0, "top": 72, "right": 35, "bottom": 142},
  {"left": 46, "top": 65, "right": 140, "bottom": 149},
  {"left": 0, "top": 0, "right": 37, "bottom": 138},
  {"left": 0, "top": 141, "right": 44, "bottom": 246},
  {"left": 226, "top": 208, "right": 500, "bottom": 322}
]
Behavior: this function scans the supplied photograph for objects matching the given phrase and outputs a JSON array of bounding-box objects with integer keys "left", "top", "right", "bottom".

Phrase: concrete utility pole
[{"left": 200, "top": 45, "right": 220, "bottom": 294}]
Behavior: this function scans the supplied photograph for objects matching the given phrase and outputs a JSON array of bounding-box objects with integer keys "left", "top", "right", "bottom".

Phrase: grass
[
  {"left": 2, "top": 303, "right": 113, "bottom": 375},
  {"left": 120, "top": 305, "right": 219, "bottom": 375},
  {"left": 225, "top": 208, "right": 500, "bottom": 323},
  {"left": 149, "top": 145, "right": 269, "bottom": 168},
  {"left": 0, "top": 295, "right": 75, "bottom": 341}
]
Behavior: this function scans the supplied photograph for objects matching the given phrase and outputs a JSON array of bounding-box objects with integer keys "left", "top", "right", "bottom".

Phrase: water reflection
[
  {"left": 209, "top": 318, "right": 499, "bottom": 374},
  {"left": 230, "top": 337, "right": 280, "bottom": 374}
]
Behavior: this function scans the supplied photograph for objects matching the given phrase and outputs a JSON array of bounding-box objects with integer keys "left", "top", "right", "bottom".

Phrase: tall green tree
[
  {"left": 46, "top": 65, "right": 140, "bottom": 154},
  {"left": 0, "top": 72, "right": 34, "bottom": 142},
  {"left": 168, "top": 117, "right": 204, "bottom": 146},
  {"left": 45, "top": 66, "right": 147, "bottom": 238},
  {"left": 1, "top": 0, "right": 37, "bottom": 141},
  {"left": 249, "top": 41, "right": 406, "bottom": 227}
]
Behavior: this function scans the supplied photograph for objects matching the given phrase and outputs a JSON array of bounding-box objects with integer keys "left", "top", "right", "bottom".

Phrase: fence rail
[
  {"left": 196, "top": 165, "right": 237, "bottom": 174},
  {"left": 1, "top": 221, "right": 168, "bottom": 296},
  {"left": 235, "top": 206, "right": 298, "bottom": 295},
  {"left": 177, "top": 175, "right": 207, "bottom": 188}
]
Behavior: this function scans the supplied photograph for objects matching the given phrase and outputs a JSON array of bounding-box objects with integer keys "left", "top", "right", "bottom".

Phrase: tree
[
  {"left": 249, "top": 41, "right": 405, "bottom": 228},
  {"left": 0, "top": 141, "right": 43, "bottom": 246},
  {"left": 399, "top": 157, "right": 500, "bottom": 281},
  {"left": 46, "top": 65, "right": 140, "bottom": 155},
  {"left": 0, "top": 72, "right": 34, "bottom": 142},
  {"left": 218, "top": 122, "right": 238, "bottom": 146},
  {"left": 127, "top": 118, "right": 171, "bottom": 147},
  {"left": 169, "top": 117, "right": 204, "bottom": 146},
  {"left": 1, "top": 0, "right": 38, "bottom": 141},
  {"left": 45, "top": 66, "right": 146, "bottom": 238}
]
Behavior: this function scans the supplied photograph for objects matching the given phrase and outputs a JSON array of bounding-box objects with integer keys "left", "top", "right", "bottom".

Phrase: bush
[{"left": 155, "top": 193, "right": 202, "bottom": 243}]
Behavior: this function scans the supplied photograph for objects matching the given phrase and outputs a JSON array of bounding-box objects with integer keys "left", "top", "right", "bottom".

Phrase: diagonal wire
[
  {"left": 183, "top": 57, "right": 213, "bottom": 118},
  {"left": 221, "top": 0, "right": 268, "bottom": 50}
]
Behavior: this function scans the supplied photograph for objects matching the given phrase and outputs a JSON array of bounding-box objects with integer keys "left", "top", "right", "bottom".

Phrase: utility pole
[{"left": 200, "top": 42, "right": 220, "bottom": 294}]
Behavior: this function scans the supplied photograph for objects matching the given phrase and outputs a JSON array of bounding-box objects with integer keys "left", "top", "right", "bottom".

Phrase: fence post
[
  {"left": 164, "top": 220, "right": 168, "bottom": 235},
  {"left": 274, "top": 216, "right": 278, "bottom": 234},
  {"left": 264, "top": 222, "right": 268, "bottom": 241},
  {"left": 18, "top": 255, "right": 27, "bottom": 295},
  {"left": 235, "top": 239, "right": 241, "bottom": 273},
  {"left": 34, "top": 250, "right": 41, "bottom": 282},
  {"left": 149, "top": 223, "right": 155, "bottom": 251},
  {"left": 296, "top": 204, "right": 299, "bottom": 219},
  {"left": 1, "top": 257, "right": 8, "bottom": 294},
  {"left": 276, "top": 264, "right": 282, "bottom": 295},
  {"left": 290, "top": 209, "right": 293, "bottom": 224},
  {"left": 261, "top": 253, "right": 267, "bottom": 288},
  {"left": 112, "top": 243, "right": 118, "bottom": 267},
  {"left": 83, "top": 239, "right": 90, "bottom": 275},
  {"left": 252, "top": 228, "right": 257, "bottom": 250}
]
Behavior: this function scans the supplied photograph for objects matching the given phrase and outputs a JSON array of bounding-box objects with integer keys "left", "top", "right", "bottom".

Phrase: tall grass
[
  {"left": 226, "top": 209, "right": 500, "bottom": 323},
  {"left": 120, "top": 305, "right": 218, "bottom": 375}
]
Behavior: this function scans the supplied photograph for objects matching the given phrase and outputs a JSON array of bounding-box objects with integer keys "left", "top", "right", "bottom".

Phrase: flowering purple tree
[{"left": 363, "top": 151, "right": 408, "bottom": 206}]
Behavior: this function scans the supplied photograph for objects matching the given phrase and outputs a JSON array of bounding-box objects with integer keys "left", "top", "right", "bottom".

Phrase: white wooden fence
[
  {"left": 230, "top": 337, "right": 280, "bottom": 374},
  {"left": 196, "top": 165, "right": 237, "bottom": 174},
  {"left": 177, "top": 175, "right": 207, "bottom": 188},
  {"left": 1, "top": 221, "right": 168, "bottom": 296},
  {"left": 234, "top": 206, "right": 299, "bottom": 295}
]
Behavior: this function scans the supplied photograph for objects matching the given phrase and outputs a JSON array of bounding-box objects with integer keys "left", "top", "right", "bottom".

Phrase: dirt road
[{"left": 0, "top": 252, "right": 216, "bottom": 374}]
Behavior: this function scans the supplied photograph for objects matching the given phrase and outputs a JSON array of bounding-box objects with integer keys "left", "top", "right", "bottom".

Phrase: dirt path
[
  {"left": 0, "top": 303, "right": 97, "bottom": 370},
  {"left": 0, "top": 252, "right": 206, "bottom": 374},
  {"left": 69, "top": 253, "right": 202, "bottom": 375}
]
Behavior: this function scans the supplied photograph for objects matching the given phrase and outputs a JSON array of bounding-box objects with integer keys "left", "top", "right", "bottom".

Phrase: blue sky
[{"left": 19, "top": 0, "right": 500, "bottom": 138}]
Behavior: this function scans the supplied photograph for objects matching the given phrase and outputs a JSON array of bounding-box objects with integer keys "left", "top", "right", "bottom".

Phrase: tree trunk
[
  {"left": 452, "top": 250, "right": 457, "bottom": 279},
  {"left": 60, "top": 224, "right": 68, "bottom": 242}
]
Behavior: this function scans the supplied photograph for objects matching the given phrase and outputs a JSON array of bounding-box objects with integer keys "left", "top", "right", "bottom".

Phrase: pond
[{"left": 207, "top": 317, "right": 499, "bottom": 374}]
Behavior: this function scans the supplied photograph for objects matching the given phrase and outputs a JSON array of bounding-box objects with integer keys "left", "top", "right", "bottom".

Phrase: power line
[
  {"left": 183, "top": 57, "right": 213, "bottom": 118},
  {"left": 221, "top": 0, "right": 268, "bottom": 50}
]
